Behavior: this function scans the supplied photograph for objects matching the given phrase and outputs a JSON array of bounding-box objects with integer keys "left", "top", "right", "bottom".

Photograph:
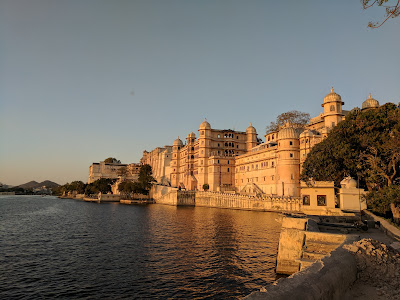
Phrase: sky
[{"left": 1, "top": 0, "right": 399, "bottom": 186}]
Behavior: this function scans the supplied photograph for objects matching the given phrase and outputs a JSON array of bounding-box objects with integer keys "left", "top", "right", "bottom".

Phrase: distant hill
[{"left": 18, "top": 180, "right": 60, "bottom": 189}]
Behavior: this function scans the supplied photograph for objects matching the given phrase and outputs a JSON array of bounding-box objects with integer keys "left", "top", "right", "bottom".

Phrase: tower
[
  {"left": 246, "top": 123, "right": 257, "bottom": 151},
  {"left": 322, "top": 87, "right": 345, "bottom": 128},
  {"left": 276, "top": 126, "right": 301, "bottom": 197},
  {"left": 197, "top": 118, "right": 212, "bottom": 190},
  {"left": 170, "top": 137, "right": 183, "bottom": 187}
]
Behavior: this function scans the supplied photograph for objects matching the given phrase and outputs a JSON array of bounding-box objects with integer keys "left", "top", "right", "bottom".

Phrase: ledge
[{"left": 363, "top": 210, "right": 400, "bottom": 242}]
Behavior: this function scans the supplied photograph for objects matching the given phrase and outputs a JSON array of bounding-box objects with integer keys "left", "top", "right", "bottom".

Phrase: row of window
[{"left": 302, "top": 195, "right": 326, "bottom": 206}]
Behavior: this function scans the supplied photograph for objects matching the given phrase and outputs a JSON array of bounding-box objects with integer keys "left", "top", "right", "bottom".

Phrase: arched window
[
  {"left": 225, "top": 142, "right": 228, "bottom": 146},
  {"left": 191, "top": 155, "right": 194, "bottom": 159},
  {"left": 227, "top": 168, "right": 230, "bottom": 172},
  {"left": 191, "top": 147, "right": 194, "bottom": 151},
  {"left": 227, "top": 160, "right": 230, "bottom": 164},
  {"left": 330, "top": 105, "right": 335, "bottom": 111}
]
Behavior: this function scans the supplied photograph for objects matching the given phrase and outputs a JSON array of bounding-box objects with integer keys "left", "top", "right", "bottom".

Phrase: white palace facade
[{"left": 140, "top": 88, "right": 380, "bottom": 197}]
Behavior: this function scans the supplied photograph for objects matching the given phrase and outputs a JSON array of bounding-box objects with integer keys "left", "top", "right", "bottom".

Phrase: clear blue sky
[{"left": 1, "top": 0, "right": 399, "bottom": 186}]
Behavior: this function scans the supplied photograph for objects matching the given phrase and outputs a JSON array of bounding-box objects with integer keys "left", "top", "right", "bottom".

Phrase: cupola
[
  {"left": 362, "top": 93, "right": 379, "bottom": 110},
  {"left": 199, "top": 118, "right": 211, "bottom": 130}
]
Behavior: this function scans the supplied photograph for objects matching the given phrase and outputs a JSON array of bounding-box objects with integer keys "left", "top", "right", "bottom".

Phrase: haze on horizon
[{"left": 1, "top": 0, "right": 399, "bottom": 186}]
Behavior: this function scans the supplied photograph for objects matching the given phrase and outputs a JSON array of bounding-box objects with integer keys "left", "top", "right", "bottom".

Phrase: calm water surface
[{"left": 0, "top": 196, "right": 282, "bottom": 299}]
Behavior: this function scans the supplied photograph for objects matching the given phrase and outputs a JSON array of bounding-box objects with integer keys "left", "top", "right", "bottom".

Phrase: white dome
[
  {"left": 340, "top": 176, "right": 357, "bottom": 189},
  {"left": 187, "top": 132, "right": 196, "bottom": 138},
  {"left": 278, "top": 127, "right": 300, "bottom": 140},
  {"left": 324, "top": 87, "right": 342, "bottom": 104},
  {"left": 246, "top": 123, "right": 256, "bottom": 134},
  {"left": 173, "top": 137, "right": 183, "bottom": 146},
  {"left": 362, "top": 93, "right": 379, "bottom": 110},
  {"left": 199, "top": 118, "right": 211, "bottom": 130}
]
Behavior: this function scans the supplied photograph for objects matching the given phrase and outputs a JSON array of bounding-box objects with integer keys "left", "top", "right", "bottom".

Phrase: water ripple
[{"left": 0, "top": 196, "right": 281, "bottom": 299}]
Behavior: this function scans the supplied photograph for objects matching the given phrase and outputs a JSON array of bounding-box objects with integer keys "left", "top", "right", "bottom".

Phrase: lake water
[{"left": 0, "top": 195, "right": 282, "bottom": 299}]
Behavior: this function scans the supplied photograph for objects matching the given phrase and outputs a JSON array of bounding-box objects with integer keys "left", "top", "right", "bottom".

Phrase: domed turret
[
  {"left": 173, "top": 137, "right": 183, "bottom": 147},
  {"left": 322, "top": 87, "right": 345, "bottom": 128},
  {"left": 278, "top": 127, "right": 300, "bottom": 140},
  {"left": 246, "top": 122, "right": 256, "bottom": 134},
  {"left": 245, "top": 122, "right": 257, "bottom": 150},
  {"left": 199, "top": 118, "right": 211, "bottom": 130},
  {"left": 186, "top": 132, "right": 196, "bottom": 139},
  {"left": 362, "top": 93, "right": 379, "bottom": 110},
  {"left": 324, "top": 87, "right": 342, "bottom": 104}
]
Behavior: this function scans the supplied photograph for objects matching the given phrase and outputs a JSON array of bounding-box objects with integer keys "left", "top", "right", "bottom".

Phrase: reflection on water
[{"left": 0, "top": 196, "right": 281, "bottom": 299}]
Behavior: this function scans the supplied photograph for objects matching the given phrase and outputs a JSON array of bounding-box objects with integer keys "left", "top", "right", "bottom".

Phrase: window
[
  {"left": 303, "top": 195, "right": 310, "bottom": 206},
  {"left": 289, "top": 141, "right": 293, "bottom": 146},
  {"left": 227, "top": 168, "right": 230, "bottom": 172},
  {"left": 290, "top": 153, "right": 293, "bottom": 158},
  {"left": 201, "top": 131, "right": 204, "bottom": 135},
  {"left": 332, "top": 122, "right": 335, "bottom": 127},
  {"left": 271, "top": 162, "right": 274, "bottom": 167},
  {"left": 236, "top": 136, "right": 239, "bottom": 139},
  {"left": 317, "top": 195, "right": 327, "bottom": 206},
  {"left": 291, "top": 174, "right": 294, "bottom": 180},
  {"left": 330, "top": 105, "right": 335, "bottom": 111},
  {"left": 227, "top": 160, "right": 230, "bottom": 164},
  {"left": 217, "top": 160, "right": 220, "bottom": 164},
  {"left": 191, "top": 147, "right": 194, "bottom": 151},
  {"left": 218, "top": 134, "right": 220, "bottom": 138},
  {"left": 271, "top": 175, "right": 274, "bottom": 180}
]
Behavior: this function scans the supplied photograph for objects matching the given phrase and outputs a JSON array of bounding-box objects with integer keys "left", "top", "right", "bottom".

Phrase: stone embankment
[{"left": 245, "top": 215, "right": 400, "bottom": 300}]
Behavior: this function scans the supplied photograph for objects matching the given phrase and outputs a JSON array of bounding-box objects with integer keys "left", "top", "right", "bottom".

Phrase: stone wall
[{"left": 195, "top": 191, "right": 302, "bottom": 212}]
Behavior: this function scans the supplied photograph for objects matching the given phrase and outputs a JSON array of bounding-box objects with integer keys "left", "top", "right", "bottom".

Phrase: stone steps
[
  {"left": 302, "top": 251, "right": 327, "bottom": 260},
  {"left": 296, "top": 258, "right": 317, "bottom": 271},
  {"left": 303, "top": 241, "right": 340, "bottom": 254}
]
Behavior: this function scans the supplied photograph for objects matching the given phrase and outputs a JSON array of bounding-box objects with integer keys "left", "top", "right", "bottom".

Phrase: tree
[
  {"left": 104, "top": 157, "right": 121, "bottom": 164},
  {"left": 301, "top": 103, "right": 400, "bottom": 215},
  {"left": 362, "top": 0, "right": 400, "bottom": 28},
  {"left": 266, "top": 110, "right": 310, "bottom": 134},
  {"left": 136, "top": 164, "right": 155, "bottom": 195},
  {"left": 84, "top": 178, "right": 115, "bottom": 195},
  {"left": 69, "top": 181, "right": 86, "bottom": 194}
]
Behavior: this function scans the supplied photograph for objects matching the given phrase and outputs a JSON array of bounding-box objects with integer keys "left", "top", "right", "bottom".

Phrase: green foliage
[
  {"left": 84, "top": 178, "right": 115, "bottom": 195},
  {"left": 364, "top": 185, "right": 400, "bottom": 215},
  {"left": 137, "top": 164, "right": 155, "bottom": 195},
  {"left": 203, "top": 183, "right": 209, "bottom": 191},
  {"left": 301, "top": 103, "right": 400, "bottom": 190},
  {"left": 104, "top": 157, "right": 121, "bottom": 164},
  {"left": 266, "top": 110, "right": 310, "bottom": 134}
]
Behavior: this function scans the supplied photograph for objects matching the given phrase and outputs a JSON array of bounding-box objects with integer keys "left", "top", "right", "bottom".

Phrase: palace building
[
  {"left": 89, "top": 88, "right": 380, "bottom": 197},
  {"left": 140, "top": 88, "right": 381, "bottom": 196}
]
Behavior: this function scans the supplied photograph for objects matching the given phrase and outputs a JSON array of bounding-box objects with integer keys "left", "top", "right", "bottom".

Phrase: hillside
[{"left": 18, "top": 180, "right": 60, "bottom": 189}]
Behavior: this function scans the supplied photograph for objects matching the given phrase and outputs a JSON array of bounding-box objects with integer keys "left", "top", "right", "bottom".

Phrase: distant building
[{"left": 88, "top": 161, "right": 141, "bottom": 183}]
